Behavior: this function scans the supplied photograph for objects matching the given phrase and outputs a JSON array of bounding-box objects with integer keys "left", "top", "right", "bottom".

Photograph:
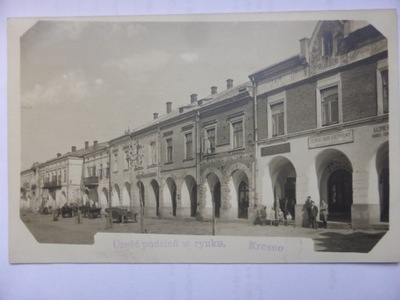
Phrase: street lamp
[
  {"left": 126, "top": 129, "right": 145, "bottom": 233},
  {"left": 107, "top": 149, "right": 113, "bottom": 229}
]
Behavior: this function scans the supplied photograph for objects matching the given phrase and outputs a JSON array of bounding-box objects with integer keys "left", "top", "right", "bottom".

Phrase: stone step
[
  {"left": 323, "top": 221, "right": 352, "bottom": 230},
  {"left": 370, "top": 222, "right": 389, "bottom": 230}
]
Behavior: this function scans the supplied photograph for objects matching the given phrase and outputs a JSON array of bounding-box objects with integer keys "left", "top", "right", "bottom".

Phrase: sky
[{"left": 20, "top": 20, "right": 319, "bottom": 170}]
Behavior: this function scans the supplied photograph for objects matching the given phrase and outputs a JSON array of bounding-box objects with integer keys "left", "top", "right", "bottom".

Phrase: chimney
[
  {"left": 166, "top": 101, "right": 172, "bottom": 113},
  {"left": 85, "top": 141, "right": 89, "bottom": 149},
  {"left": 227, "top": 78, "right": 234, "bottom": 89},
  {"left": 57, "top": 153, "right": 61, "bottom": 157},
  {"left": 197, "top": 99, "right": 203, "bottom": 106},
  {"left": 179, "top": 107, "right": 184, "bottom": 113},
  {"left": 153, "top": 112, "right": 159, "bottom": 120},
  {"left": 71, "top": 146, "right": 76, "bottom": 152},
  {"left": 190, "top": 94, "right": 198, "bottom": 104},
  {"left": 94, "top": 140, "right": 98, "bottom": 149},
  {"left": 299, "top": 37, "right": 309, "bottom": 60},
  {"left": 211, "top": 86, "right": 218, "bottom": 95}
]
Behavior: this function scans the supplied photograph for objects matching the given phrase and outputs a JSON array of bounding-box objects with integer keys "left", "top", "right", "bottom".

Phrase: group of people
[
  {"left": 305, "top": 196, "right": 328, "bottom": 229},
  {"left": 252, "top": 196, "right": 329, "bottom": 228},
  {"left": 253, "top": 204, "right": 293, "bottom": 226}
]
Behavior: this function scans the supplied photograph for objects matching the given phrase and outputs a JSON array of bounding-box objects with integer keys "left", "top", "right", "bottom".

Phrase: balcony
[
  {"left": 84, "top": 176, "right": 99, "bottom": 187},
  {"left": 43, "top": 180, "right": 62, "bottom": 189}
]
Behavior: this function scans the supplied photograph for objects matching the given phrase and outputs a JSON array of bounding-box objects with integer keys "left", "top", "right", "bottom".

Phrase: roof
[
  {"left": 345, "top": 24, "right": 385, "bottom": 52},
  {"left": 248, "top": 55, "right": 308, "bottom": 82},
  {"left": 41, "top": 141, "right": 109, "bottom": 165},
  {"left": 128, "top": 81, "right": 253, "bottom": 136}
]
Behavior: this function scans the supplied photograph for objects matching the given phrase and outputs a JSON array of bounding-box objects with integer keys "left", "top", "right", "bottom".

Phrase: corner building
[{"left": 249, "top": 21, "right": 389, "bottom": 228}]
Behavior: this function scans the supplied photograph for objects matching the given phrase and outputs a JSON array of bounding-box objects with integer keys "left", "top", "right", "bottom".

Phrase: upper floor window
[
  {"left": 267, "top": 92, "right": 286, "bottom": 137},
  {"left": 377, "top": 59, "right": 389, "bottom": 115},
  {"left": 317, "top": 74, "right": 342, "bottom": 128},
  {"left": 113, "top": 153, "right": 118, "bottom": 172},
  {"left": 204, "top": 127, "right": 216, "bottom": 154},
  {"left": 231, "top": 120, "right": 244, "bottom": 149},
  {"left": 99, "top": 164, "right": 103, "bottom": 179},
  {"left": 185, "top": 132, "right": 193, "bottom": 159},
  {"left": 63, "top": 170, "right": 66, "bottom": 182},
  {"left": 87, "top": 166, "right": 96, "bottom": 177},
  {"left": 322, "top": 31, "right": 333, "bottom": 56},
  {"left": 321, "top": 86, "right": 339, "bottom": 126},
  {"left": 124, "top": 151, "right": 129, "bottom": 170},
  {"left": 166, "top": 138, "right": 173, "bottom": 163},
  {"left": 271, "top": 102, "right": 285, "bottom": 136},
  {"left": 150, "top": 142, "right": 157, "bottom": 165}
]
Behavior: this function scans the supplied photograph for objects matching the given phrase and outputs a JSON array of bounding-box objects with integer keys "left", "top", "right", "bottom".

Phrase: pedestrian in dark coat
[
  {"left": 309, "top": 201, "right": 318, "bottom": 229},
  {"left": 320, "top": 200, "right": 328, "bottom": 228}
]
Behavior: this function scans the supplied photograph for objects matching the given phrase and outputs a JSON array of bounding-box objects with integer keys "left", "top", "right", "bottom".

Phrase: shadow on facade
[{"left": 313, "top": 231, "right": 386, "bottom": 253}]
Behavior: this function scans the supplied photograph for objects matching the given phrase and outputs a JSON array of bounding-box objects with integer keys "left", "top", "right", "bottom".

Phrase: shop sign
[
  {"left": 137, "top": 172, "right": 157, "bottom": 179},
  {"left": 261, "top": 143, "right": 290, "bottom": 157},
  {"left": 308, "top": 130, "right": 353, "bottom": 149},
  {"left": 372, "top": 124, "right": 389, "bottom": 138}
]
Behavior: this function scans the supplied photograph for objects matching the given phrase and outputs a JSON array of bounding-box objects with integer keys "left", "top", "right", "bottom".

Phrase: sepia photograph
[{"left": 10, "top": 10, "right": 400, "bottom": 263}]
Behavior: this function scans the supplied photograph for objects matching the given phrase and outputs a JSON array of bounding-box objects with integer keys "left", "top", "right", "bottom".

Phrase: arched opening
[
  {"left": 213, "top": 182, "right": 221, "bottom": 218},
  {"left": 327, "top": 169, "right": 352, "bottom": 216},
  {"left": 316, "top": 149, "right": 353, "bottom": 222},
  {"left": 100, "top": 188, "right": 108, "bottom": 208},
  {"left": 203, "top": 171, "right": 222, "bottom": 219},
  {"left": 269, "top": 157, "right": 297, "bottom": 220},
  {"left": 137, "top": 181, "right": 145, "bottom": 208},
  {"left": 112, "top": 184, "right": 121, "bottom": 207},
  {"left": 228, "top": 169, "right": 248, "bottom": 219},
  {"left": 90, "top": 189, "right": 99, "bottom": 206},
  {"left": 150, "top": 180, "right": 160, "bottom": 216},
  {"left": 376, "top": 142, "right": 389, "bottom": 222},
  {"left": 238, "top": 181, "right": 249, "bottom": 219},
  {"left": 191, "top": 184, "right": 197, "bottom": 217},
  {"left": 165, "top": 178, "right": 177, "bottom": 217},
  {"left": 61, "top": 191, "right": 67, "bottom": 206},
  {"left": 182, "top": 176, "right": 197, "bottom": 217},
  {"left": 122, "top": 182, "right": 131, "bottom": 207}
]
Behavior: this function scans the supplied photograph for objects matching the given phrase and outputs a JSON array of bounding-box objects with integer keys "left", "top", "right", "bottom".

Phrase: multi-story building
[
  {"left": 196, "top": 81, "right": 255, "bottom": 220},
  {"left": 249, "top": 20, "right": 388, "bottom": 228},
  {"left": 20, "top": 162, "right": 40, "bottom": 210},
  {"left": 38, "top": 146, "right": 84, "bottom": 210},
  {"left": 20, "top": 20, "right": 389, "bottom": 230},
  {"left": 81, "top": 140, "right": 109, "bottom": 207}
]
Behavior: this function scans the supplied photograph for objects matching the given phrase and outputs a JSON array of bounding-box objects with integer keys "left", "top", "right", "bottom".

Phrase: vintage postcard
[{"left": 9, "top": 10, "right": 400, "bottom": 263}]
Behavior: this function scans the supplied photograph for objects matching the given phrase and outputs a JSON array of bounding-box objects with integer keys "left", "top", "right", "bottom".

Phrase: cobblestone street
[{"left": 20, "top": 211, "right": 386, "bottom": 252}]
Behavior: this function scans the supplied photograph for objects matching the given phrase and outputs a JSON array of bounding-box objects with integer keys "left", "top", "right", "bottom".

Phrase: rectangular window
[
  {"left": 205, "top": 128, "right": 216, "bottom": 153},
  {"left": 124, "top": 151, "right": 129, "bottom": 170},
  {"left": 92, "top": 166, "right": 96, "bottom": 177},
  {"left": 271, "top": 102, "right": 285, "bottom": 136},
  {"left": 232, "top": 120, "right": 244, "bottom": 149},
  {"left": 99, "top": 164, "right": 103, "bottom": 180},
  {"left": 381, "top": 69, "right": 389, "bottom": 114},
  {"left": 321, "top": 86, "right": 339, "bottom": 126},
  {"left": 185, "top": 132, "right": 193, "bottom": 159},
  {"left": 166, "top": 138, "right": 173, "bottom": 163},
  {"left": 113, "top": 153, "right": 118, "bottom": 172},
  {"left": 150, "top": 142, "right": 157, "bottom": 165},
  {"left": 322, "top": 31, "right": 333, "bottom": 56},
  {"left": 63, "top": 170, "right": 66, "bottom": 182},
  {"left": 106, "top": 163, "right": 110, "bottom": 178}
]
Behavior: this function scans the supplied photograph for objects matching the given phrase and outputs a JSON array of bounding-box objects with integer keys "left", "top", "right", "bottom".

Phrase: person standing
[
  {"left": 320, "top": 200, "right": 328, "bottom": 228},
  {"left": 304, "top": 196, "right": 312, "bottom": 227},
  {"left": 310, "top": 201, "right": 319, "bottom": 229}
]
